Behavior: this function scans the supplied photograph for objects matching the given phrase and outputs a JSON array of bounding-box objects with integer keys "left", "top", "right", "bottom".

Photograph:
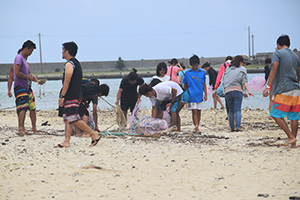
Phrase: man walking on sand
[
  {"left": 13, "top": 40, "right": 39, "bottom": 136},
  {"left": 263, "top": 35, "right": 300, "bottom": 148},
  {"left": 55, "top": 41, "right": 101, "bottom": 148}
]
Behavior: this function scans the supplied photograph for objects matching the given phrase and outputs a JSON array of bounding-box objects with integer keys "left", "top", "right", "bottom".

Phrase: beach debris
[
  {"left": 116, "top": 104, "right": 127, "bottom": 130},
  {"left": 257, "top": 194, "right": 269, "bottom": 198},
  {"left": 41, "top": 121, "right": 50, "bottom": 126},
  {"left": 81, "top": 164, "right": 103, "bottom": 170},
  {"left": 289, "top": 197, "right": 300, "bottom": 200}
]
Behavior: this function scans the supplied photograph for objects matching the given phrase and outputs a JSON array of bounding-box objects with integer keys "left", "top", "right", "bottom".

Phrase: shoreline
[{"left": 0, "top": 68, "right": 264, "bottom": 82}]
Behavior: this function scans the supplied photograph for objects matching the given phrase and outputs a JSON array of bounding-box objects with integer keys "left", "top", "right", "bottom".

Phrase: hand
[
  {"left": 8, "top": 91, "right": 12, "bottom": 98},
  {"left": 263, "top": 88, "right": 269, "bottom": 97},
  {"left": 58, "top": 97, "right": 64, "bottom": 107},
  {"left": 243, "top": 93, "right": 248, "bottom": 98},
  {"left": 29, "top": 75, "right": 38, "bottom": 82},
  {"left": 248, "top": 92, "right": 254, "bottom": 97},
  {"left": 95, "top": 127, "right": 101, "bottom": 132},
  {"left": 203, "top": 94, "right": 207, "bottom": 102},
  {"left": 115, "top": 100, "right": 119, "bottom": 105},
  {"left": 166, "top": 102, "right": 173, "bottom": 111}
]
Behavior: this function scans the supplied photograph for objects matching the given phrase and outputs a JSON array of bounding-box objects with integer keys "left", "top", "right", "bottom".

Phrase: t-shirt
[
  {"left": 14, "top": 54, "right": 29, "bottom": 89},
  {"left": 152, "top": 75, "right": 170, "bottom": 82},
  {"left": 166, "top": 65, "right": 180, "bottom": 83},
  {"left": 62, "top": 58, "right": 82, "bottom": 100},
  {"left": 178, "top": 70, "right": 187, "bottom": 85},
  {"left": 119, "top": 75, "right": 144, "bottom": 98},
  {"left": 271, "top": 48, "right": 300, "bottom": 95},
  {"left": 150, "top": 81, "right": 183, "bottom": 106},
  {"left": 182, "top": 68, "right": 206, "bottom": 103},
  {"left": 81, "top": 82, "right": 99, "bottom": 104}
]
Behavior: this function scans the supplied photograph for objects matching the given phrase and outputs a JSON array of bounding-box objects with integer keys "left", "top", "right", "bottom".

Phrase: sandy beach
[{"left": 0, "top": 108, "right": 299, "bottom": 200}]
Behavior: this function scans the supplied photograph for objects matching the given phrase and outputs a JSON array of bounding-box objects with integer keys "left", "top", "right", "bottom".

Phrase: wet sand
[{"left": 0, "top": 108, "right": 299, "bottom": 200}]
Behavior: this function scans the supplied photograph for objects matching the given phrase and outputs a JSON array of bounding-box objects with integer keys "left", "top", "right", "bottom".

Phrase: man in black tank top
[{"left": 55, "top": 42, "right": 101, "bottom": 148}]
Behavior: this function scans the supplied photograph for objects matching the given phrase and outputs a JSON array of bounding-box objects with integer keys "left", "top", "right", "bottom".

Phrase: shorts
[
  {"left": 157, "top": 94, "right": 182, "bottom": 112},
  {"left": 28, "top": 90, "right": 36, "bottom": 110},
  {"left": 270, "top": 90, "right": 300, "bottom": 120},
  {"left": 182, "top": 91, "right": 190, "bottom": 103},
  {"left": 78, "top": 102, "right": 89, "bottom": 117},
  {"left": 14, "top": 86, "right": 29, "bottom": 115},
  {"left": 121, "top": 94, "right": 137, "bottom": 112},
  {"left": 188, "top": 102, "right": 202, "bottom": 110},
  {"left": 62, "top": 99, "right": 81, "bottom": 123}
]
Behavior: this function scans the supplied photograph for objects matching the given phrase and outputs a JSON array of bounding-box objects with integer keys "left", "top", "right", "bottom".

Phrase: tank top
[{"left": 62, "top": 58, "right": 82, "bottom": 100}]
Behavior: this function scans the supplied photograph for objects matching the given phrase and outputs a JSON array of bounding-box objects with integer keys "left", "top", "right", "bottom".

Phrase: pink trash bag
[
  {"left": 128, "top": 101, "right": 169, "bottom": 135},
  {"left": 248, "top": 76, "right": 266, "bottom": 93}
]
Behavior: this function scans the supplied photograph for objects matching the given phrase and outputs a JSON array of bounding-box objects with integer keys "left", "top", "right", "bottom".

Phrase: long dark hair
[
  {"left": 230, "top": 55, "right": 244, "bottom": 68},
  {"left": 128, "top": 68, "right": 138, "bottom": 81},
  {"left": 156, "top": 62, "right": 167, "bottom": 76}
]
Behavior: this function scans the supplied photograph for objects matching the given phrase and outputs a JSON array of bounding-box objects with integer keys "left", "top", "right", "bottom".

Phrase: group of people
[{"left": 7, "top": 34, "right": 300, "bottom": 148}]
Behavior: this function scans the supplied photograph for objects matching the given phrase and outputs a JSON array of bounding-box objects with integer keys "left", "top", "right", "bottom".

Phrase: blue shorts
[{"left": 157, "top": 94, "right": 182, "bottom": 112}]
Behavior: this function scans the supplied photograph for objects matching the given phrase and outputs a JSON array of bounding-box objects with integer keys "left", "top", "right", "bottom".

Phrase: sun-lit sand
[{"left": 0, "top": 108, "right": 299, "bottom": 200}]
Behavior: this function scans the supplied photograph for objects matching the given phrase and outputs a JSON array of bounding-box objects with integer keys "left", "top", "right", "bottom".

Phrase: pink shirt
[
  {"left": 166, "top": 65, "right": 180, "bottom": 84},
  {"left": 214, "top": 61, "right": 231, "bottom": 89}
]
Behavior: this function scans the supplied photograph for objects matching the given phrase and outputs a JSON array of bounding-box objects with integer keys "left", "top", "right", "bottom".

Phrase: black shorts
[
  {"left": 121, "top": 94, "right": 137, "bottom": 112},
  {"left": 78, "top": 102, "right": 89, "bottom": 117}
]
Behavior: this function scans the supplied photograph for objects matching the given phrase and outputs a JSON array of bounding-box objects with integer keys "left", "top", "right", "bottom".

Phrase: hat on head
[{"left": 241, "top": 54, "right": 251, "bottom": 65}]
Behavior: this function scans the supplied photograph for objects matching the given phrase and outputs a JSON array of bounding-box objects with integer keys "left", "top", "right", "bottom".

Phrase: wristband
[
  {"left": 265, "top": 85, "right": 270, "bottom": 89},
  {"left": 60, "top": 94, "right": 65, "bottom": 98}
]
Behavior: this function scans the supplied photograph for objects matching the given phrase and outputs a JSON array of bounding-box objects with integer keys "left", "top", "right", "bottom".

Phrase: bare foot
[
  {"left": 281, "top": 138, "right": 297, "bottom": 146},
  {"left": 54, "top": 142, "right": 70, "bottom": 148}
]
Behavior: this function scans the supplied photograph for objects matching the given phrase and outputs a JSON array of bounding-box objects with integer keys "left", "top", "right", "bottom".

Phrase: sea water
[{"left": 0, "top": 74, "right": 269, "bottom": 111}]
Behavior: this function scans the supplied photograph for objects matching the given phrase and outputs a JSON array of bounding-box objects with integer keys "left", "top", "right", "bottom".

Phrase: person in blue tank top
[{"left": 182, "top": 55, "right": 207, "bottom": 134}]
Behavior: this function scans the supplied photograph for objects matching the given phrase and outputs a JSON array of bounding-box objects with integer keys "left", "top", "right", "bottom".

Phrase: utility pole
[
  {"left": 39, "top": 33, "right": 43, "bottom": 73},
  {"left": 248, "top": 26, "right": 251, "bottom": 59},
  {"left": 251, "top": 33, "right": 254, "bottom": 60}
]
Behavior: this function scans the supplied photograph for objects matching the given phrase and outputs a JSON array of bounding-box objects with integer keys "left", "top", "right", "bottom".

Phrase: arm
[
  {"left": 177, "top": 63, "right": 183, "bottom": 72},
  {"left": 7, "top": 66, "right": 14, "bottom": 97},
  {"left": 203, "top": 82, "right": 207, "bottom": 102},
  {"left": 58, "top": 62, "right": 74, "bottom": 107},
  {"left": 244, "top": 81, "right": 254, "bottom": 97},
  {"left": 214, "top": 65, "right": 225, "bottom": 89},
  {"left": 166, "top": 88, "right": 177, "bottom": 108},
  {"left": 263, "top": 61, "right": 278, "bottom": 97},
  {"left": 15, "top": 64, "right": 38, "bottom": 82},
  {"left": 92, "top": 103, "right": 100, "bottom": 132},
  {"left": 115, "top": 88, "right": 123, "bottom": 105}
]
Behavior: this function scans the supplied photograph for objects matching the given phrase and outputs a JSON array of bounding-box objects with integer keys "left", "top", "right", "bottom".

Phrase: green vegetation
[{"left": 116, "top": 57, "right": 125, "bottom": 70}]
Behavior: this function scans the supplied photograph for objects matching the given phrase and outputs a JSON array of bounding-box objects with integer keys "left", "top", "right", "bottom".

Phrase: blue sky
[{"left": 0, "top": 0, "right": 299, "bottom": 64}]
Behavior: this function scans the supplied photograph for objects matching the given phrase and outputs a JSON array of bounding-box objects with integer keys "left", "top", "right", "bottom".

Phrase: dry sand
[{"left": 0, "top": 108, "right": 299, "bottom": 200}]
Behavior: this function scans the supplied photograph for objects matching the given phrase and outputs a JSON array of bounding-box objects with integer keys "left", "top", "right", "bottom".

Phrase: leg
[
  {"left": 156, "top": 109, "right": 163, "bottom": 119},
  {"left": 225, "top": 92, "right": 235, "bottom": 131},
  {"left": 291, "top": 120, "right": 298, "bottom": 147},
  {"left": 196, "top": 110, "right": 201, "bottom": 132},
  {"left": 216, "top": 94, "right": 224, "bottom": 109},
  {"left": 55, "top": 120, "right": 72, "bottom": 147},
  {"left": 29, "top": 109, "right": 38, "bottom": 132},
  {"left": 18, "top": 110, "right": 27, "bottom": 133},
  {"left": 273, "top": 117, "right": 296, "bottom": 145},
  {"left": 176, "top": 102, "right": 185, "bottom": 132},
  {"left": 191, "top": 109, "right": 199, "bottom": 132},
  {"left": 234, "top": 92, "right": 243, "bottom": 129},
  {"left": 212, "top": 92, "right": 218, "bottom": 109},
  {"left": 81, "top": 115, "right": 90, "bottom": 137},
  {"left": 170, "top": 111, "right": 177, "bottom": 127}
]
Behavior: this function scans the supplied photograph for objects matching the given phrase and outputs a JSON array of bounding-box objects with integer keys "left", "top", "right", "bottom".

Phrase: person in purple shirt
[{"left": 13, "top": 40, "right": 38, "bottom": 136}]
